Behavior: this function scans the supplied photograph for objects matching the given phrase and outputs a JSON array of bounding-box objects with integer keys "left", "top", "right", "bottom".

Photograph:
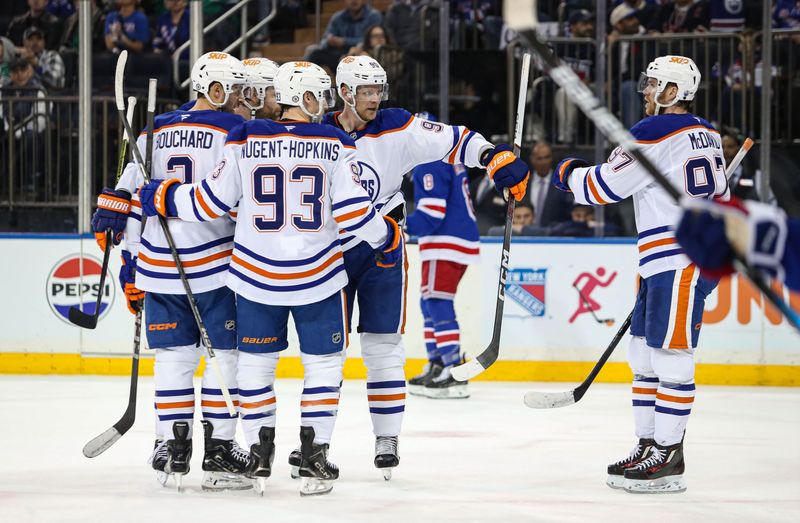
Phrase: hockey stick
[
  {"left": 505, "top": 0, "right": 800, "bottom": 332},
  {"left": 451, "top": 53, "right": 531, "bottom": 382},
  {"left": 113, "top": 51, "right": 238, "bottom": 416},
  {"left": 573, "top": 283, "right": 615, "bottom": 326},
  {"left": 83, "top": 88, "right": 154, "bottom": 458},
  {"left": 523, "top": 135, "right": 755, "bottom": 409},
  {"left": 68, "top": 99, "right": 138, "bottom": 329}
]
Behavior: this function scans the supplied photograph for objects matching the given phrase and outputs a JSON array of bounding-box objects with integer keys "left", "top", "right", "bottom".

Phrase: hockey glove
[
  {"left": 677, "top": 197, "right": 788, "bottom": 281},
  {"left": 91, "top": 188, "right": 131, "bottom": 251},
  {"left": 482, "top": 144, "right": 530, "bottom": 202},
  {"left": 553, "top": 157, "right": 590, "bottom": 192},
  {"left": 375, "top": 216, "right": 403, "bottom": 268},
  {"left": 118, "top": 250, "right": 144, "bottom": 314},
  {"left": 139, "top": 178, "right": 180, "bottom": 218}
]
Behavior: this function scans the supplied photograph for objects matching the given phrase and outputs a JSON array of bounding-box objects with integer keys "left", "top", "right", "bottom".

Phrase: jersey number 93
[{"left": 252, "top": 165, "right": 325, "bottom": 232}]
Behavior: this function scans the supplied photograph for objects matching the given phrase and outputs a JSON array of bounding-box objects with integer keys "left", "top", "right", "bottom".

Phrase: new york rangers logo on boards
[
  {"left": 47, "top": 255, "right": 115, "bottom": 325},
  {"left": 505, "top": 268, "right": 547, "bottom": 317}
]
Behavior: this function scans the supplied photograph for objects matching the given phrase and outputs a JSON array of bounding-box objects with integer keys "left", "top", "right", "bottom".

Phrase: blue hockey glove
[
  {"left": 375, "top": 216, "right": 403, "bottom": 268},
  {"left": 118, "top": 250, "right": 144, "bottom": 314},
  {"left": 139, "top": 179, "right": 180, "bottom": 218},
  {"left": 482, "top": 144, "right": 530, "bottom": 201},
  {"left": 91, "top": 188, "right": 131, "bottom": 251},
  {"left": 552, "top": 157, "right": 590, "bottom": 192}
]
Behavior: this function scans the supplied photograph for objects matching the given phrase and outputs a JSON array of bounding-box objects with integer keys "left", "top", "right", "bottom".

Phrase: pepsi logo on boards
[{"left": 47, "top": 254, "right": 115, "bottom": 325}]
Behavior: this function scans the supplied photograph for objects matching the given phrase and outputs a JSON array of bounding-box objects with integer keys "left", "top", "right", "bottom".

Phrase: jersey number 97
[{"left": 683, "top": 155, "right": 724, "bottom": 199}]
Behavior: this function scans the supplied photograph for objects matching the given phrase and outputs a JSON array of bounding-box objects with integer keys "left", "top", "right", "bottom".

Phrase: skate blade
[
  {"left": 300, "top": 477, "right": 334, "bottom": 496},
  {"left": 201, "top": 471, "right": 254, "bottom": 491},
  {"left": 290, "top": 465, "right": 301, "bottom": 480},
  {"left": 623, "top": 475, "right": 687, "bottom": 494},
  {"left": 156, "top": 471, "right": 169, "bottom": 487},
  {"left": 382, "top": 468, "right": 393, "bottom": 481},
  {"left": 606, "top": 474, "right": 625, "bottom": 489},
  {"left": 426, "top": 385, "right": 470, "bottom": 399},
  {"left": 408, "top": 385, "right": 428, "bottom": 397},
  {"left": 175, "top": 473, "right": 184, "bottom": 493},
  {"left": 254, "top": 477, "right": 267, "bottom": 496}
]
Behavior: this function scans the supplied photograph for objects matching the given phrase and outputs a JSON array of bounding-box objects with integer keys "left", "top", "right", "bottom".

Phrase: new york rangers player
[
  {"left": 92, "top": 52, "right": 251, "bottom": 490},
  {"left": 405, "top": 114, "right": 480, "bottom": 399},
  {"left": 138, "top": 61, "right": 402, "bottom": 496},
  {"left": 321, "top": 55, "right": 530, "bottom": 478},
  {"left": 551, "top": 56, "right": 727, "bottom": 493}
]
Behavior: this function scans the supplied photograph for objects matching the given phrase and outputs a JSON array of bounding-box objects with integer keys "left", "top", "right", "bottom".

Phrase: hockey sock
[
  {"left": 654, "top": 381, "right": 695, "bottom": 445},
  {"left": 361, "top": 333, "right": 406, "bottom": 437},
  {"left": 300, "top": 350, "right": 345, "bottom": 444},
  {"left": 420, "top": 298, "right": 438, "bottom": 362},
  {"left": 632, "top": 375, "right": 658, "bottom": 439},
  {"left": 200, "top": 349, "right": 239, "bottom": 441},
  {"left": 237, "top": 351, "right": 279, "bottom": 447},
  {"left": 154, "top": 345, "right": 201, "bottom": 439},
  {"left": 426, "top": 298, "right": 460, "bottom": 367}
]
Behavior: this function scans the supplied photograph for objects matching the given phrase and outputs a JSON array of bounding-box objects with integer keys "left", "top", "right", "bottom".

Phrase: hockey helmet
[
  {"left": 273, "top": 61, "right": 335, "bottom": 119},
  {"left": 242, "top": 57, "right": 280, "bottom": 111},
  {"left": 335, "top": 55, "right": 389, "bottom": 104},
  {"left": 637, "top": 55, "right": 701, "bottom": 113},
  {"left": 190, "top": 52, "right": 247, "bottom": 107}
]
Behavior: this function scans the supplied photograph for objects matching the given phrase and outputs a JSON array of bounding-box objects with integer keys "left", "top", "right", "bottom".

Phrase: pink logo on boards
[{"left": 569, "top": 267, "right": 617, "bottom": 324}]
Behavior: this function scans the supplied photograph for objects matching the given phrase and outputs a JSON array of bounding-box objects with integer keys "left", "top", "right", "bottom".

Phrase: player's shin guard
[
  {"left": 154, "top": 346, "right": 201, "bottom": 440},
  {"left": 361, "top": 333, "right": 406, "bottom": 437},
  {"left": 627, "top": 336, "right": 656, "bottom": 439},
  {"left": 237, "top": 351, "right": 279, "bottom": 447},
  {"left": 201, "top": 349, "right": 239, "bottom": 441},
  {"left": 300, "top": 350, "right": 344, "bottom": 445},
  {"left": 652, "top": 348, "right": 695, "bottom": 446}
]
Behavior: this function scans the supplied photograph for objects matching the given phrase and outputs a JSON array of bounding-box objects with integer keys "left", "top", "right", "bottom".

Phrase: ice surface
[{"left": 2, "top": 376, "right": 798, "bottom": 523}]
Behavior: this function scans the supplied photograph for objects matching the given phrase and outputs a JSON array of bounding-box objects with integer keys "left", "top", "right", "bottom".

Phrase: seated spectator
[
  {"left": 773, "top": 0, "right": 800, "bottom": 43},
  {"left": 0, "top": 36, "right": 14, "bottom": 85},
  {"left": 305, "top": 0, "right": 382, "bottom": 72},
  {"left": 550, "top": 205, "right": 622, "bottom": 237},
  {"left": 6, "top": 0, "right": 64, "bottom": 49},
  {"left": 487, "top": 202, "right": 549, "bottom": 236},
  {"left": 47, "top": 0, "right": 75, "bottom": 18},
  {"left": 60, "top": 0, "right": 106, "bottom": 53},
  {"left": 709, "top": 0, "right": 745, "bottom": 32},
  {"left": 18, "top": 26, "right": 64, "bottom": 89},
  {"left": 152, "top": 0, "right": 189, "bottom": 56},
  {"left": 649, "top": 0, "right": 710, "bottom": 33},
  {"left": 348, "top": 23, "right": 389, "bottom": 57},
  {"left": 722, "top": 133, "right": 758, "bottom": 201},
  {"left": 614, "top": 0, "right": 658, "bottom": 30},
  {"left": 553, "top": 9, "right": 594, "bottom": 144},
  {"left": 104, "top": 0, "right": 150, "bottom": 54},
  {"left": 608, "top": 3, "right": 648, "bottom": 128},
  {"left": 523, "top": 142, "right": 573, "bottom": 227},
  {"left": 384, "top": 0, "right": 436, "bottom": 51}
]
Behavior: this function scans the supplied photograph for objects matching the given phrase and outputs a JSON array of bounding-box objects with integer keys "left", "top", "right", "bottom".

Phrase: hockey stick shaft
[
  {"left": 114, "top": 52, "right": 237, "bottom": 416},
  {"left": 573, "top": 283, "right": 612, "bottom": 324},
  {"left": 507, "top": 3, "right": 799, "bottom": 332},
  {"left": 451, "top": 52, "right": 531, "bottom": 382}
]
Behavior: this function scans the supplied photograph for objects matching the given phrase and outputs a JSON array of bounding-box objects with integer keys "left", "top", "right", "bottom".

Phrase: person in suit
[
  {"left": 487, "top": 202, "right": 549, "bottom": 237},
  {"left": 524, "top": 142, "right": 573, "bottom": 227}
]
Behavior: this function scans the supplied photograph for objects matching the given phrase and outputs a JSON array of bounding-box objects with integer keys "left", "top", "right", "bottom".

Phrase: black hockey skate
[
  {"left": 248, "top": 426, "right": 276, "bottom": 496},
  {"left": 409, "top": 362, "right": 443, "bottom": 396},
  {"left": 374, "top": 436, "right": 399, "bottom": 480},
  {"left": 201, "top": 421, "right": 253, "bottom": 492},
  {"left": 298, "top": 426, "right": 339, "bottom": 496},
  {"left": 424, "top": 363, "right": 469, "bottom": 399},
  {"left": 288, "top": 448, "right": 302, "bottom": 479},
  {"left": 159, "top": 421, "right": 193, "bottom": 491},
  {"left": 606, "top": 438, "right": 656, "bottom": 489},
  {"left": 623, "top": 442, "right": 686, "bottom": 494}
]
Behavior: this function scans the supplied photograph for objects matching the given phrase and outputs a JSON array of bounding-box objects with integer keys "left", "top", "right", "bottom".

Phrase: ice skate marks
[
  {"left": 47, "top": 255, "right": 115, "bottom": 324},
  {"left": 505, "top": 268, "right": 547, "bottom": 317}
]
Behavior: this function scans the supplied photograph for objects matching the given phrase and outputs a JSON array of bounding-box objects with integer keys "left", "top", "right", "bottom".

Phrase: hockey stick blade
[
  {"left": 524, "top": 389, "right": 577, "bottom": 409},
  {"left": 83, "top": 426, "right": 125, "bottom": 458},
  {"left": 451, "top": 350, "right": 495, "bottom": 382},
  {"left": 68, "top": 305, "right": 99, "bottom": 329},
  {"left": 67, "top": 231, "right": 113, "bottom": 329}
]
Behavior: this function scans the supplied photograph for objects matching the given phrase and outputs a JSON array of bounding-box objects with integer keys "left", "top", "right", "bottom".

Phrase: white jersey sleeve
[
  {"left": 170, "top": 146, "right": 243, "bottom": 222},
  {"left": 402, "top": 113, "right": 493, "bottom": 169}
]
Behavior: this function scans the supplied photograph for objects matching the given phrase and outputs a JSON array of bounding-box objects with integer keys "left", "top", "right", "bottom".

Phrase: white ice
[{"left": 2, "top": 376, "right": 799, "bottom": 523}]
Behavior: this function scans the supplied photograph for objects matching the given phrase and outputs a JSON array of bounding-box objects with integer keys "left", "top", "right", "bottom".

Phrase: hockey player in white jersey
[
  {"left": 137, "top": 61, "right": 403, "bottom": 496},
  {"left": 91, "top": 52, "right": 252, "bottom": 490},
  {"left": 241, "top": 57, "right": 281, "bottom": 120},
  {"left": 497, "top": 55, "right": 728, "bottom": 493},
  {"left": 321, "top": 55, "right": 530, "bottom": 478}
]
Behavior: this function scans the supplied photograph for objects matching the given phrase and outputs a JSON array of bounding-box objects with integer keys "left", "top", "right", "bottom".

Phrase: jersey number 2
[
  {"left": 252, "top": 165, "right": 325, "bottom": 232},
  {"left": 166, "top": 155, "right": 194, "bottom": 183}
]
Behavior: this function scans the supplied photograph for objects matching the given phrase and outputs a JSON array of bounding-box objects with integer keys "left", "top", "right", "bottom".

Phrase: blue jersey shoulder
[
  {"left": 631, "top": 113, "right": 717, "bottom": 142},
  {"left": 154, "top": 109, "right": 245, "bottom": 132},
  {"left": 226, "top": 119, "right": 355, "bottom": 146},
  {"left": 364, "top": 108, "right": 413, "bottom": 135}
]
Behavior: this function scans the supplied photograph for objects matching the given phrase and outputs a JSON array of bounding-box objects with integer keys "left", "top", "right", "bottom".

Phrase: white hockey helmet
[
  {"left": 190, "top": 52, "right": 247, "bottom": 107},
  {"left": 637, "top": 55, "right": 701, "bottom": 113},
  {"left": 335, "top": 55, "right": 389, "bottom": 104},
  {"left": 273, "top": 61, "right": 335, "bottom": 119},
  {"left": 242, "top": 57, "right": 280, "bottom": 111}
]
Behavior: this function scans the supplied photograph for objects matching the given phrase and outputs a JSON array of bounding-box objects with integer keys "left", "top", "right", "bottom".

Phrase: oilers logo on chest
[{"left": 357, "top": 161, "right": 381, "bottom": 202}]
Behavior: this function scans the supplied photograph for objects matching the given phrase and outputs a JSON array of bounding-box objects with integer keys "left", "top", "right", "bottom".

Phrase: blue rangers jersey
[
  {"left": 322, "top": 108, "right": 493, "bottom": 251},
  {"left": 566, "top": 113, "right": 729, "bottom": 278},
  {"left": 406, "top": 161, "right": 480, "bottom": 265},
  {"left": 116, "top": 109, "right": 245, "bottom": 294},
  {"left": 165, "top": 119, "right": 389, "bottom": 306}
]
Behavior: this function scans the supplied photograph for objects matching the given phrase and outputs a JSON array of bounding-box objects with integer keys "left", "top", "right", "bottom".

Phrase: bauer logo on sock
[{"left": 47, "top": 254, "right": 115, "bottom": 325}]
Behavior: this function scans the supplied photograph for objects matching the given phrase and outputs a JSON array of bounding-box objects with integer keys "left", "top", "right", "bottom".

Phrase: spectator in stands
[
  {"left": 649, "top": 0, "right": 710, "bottom": 33},
  {"left": 721, "top": 133, "right": 759, "bottom": 201},
  {"left": 384, "top": 0, "right": 435, "bottom": 51},
  {"left": 709, "top": 0, "right": 745, "bottom": 32},
  {"left": 6, "top": 0, "right": 64, "bottom": 49},
  {"left": 348, "top": 23, "right": 389, "bottom": 57},
  {"left": 152, "top": 0, "right": 189, "bottom": 56},
  {"left": 549, "top": 205, "right": 622, "bottom": 237},
  {"left": 773, "top": 0, "right": 800, "bottom": 43},
  {"left": 18, "top": 26, "right": 64, "bottom": 89},
  {"left": 305, "top": 0, "right": 382, "bottom": 71},
  {"left": 104, "top": 0, "right": 150, "bottom": 54},
  {"left": 523, "top": 142, "right": 573, "bottom": 227},
  {"left": 60, "top": 0, "right": 106, "bottom": 52},
  {"left": 614, "top": 0, "right": 658, "bottom": 30},
  {"left": 608, "top": 3, "right": 647, "bottom": 128},
  {"left": 487, "top": 202, "right": 549, "bottom": 236},
  {"left": 554, "top": 9, "right": 594, "bottom": 144},
  {"left": 0, "top": 36, "right": 15, "bottom": 85},
  {"left": 47, "top": 0, "right": 75, "bottom": 18}
]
